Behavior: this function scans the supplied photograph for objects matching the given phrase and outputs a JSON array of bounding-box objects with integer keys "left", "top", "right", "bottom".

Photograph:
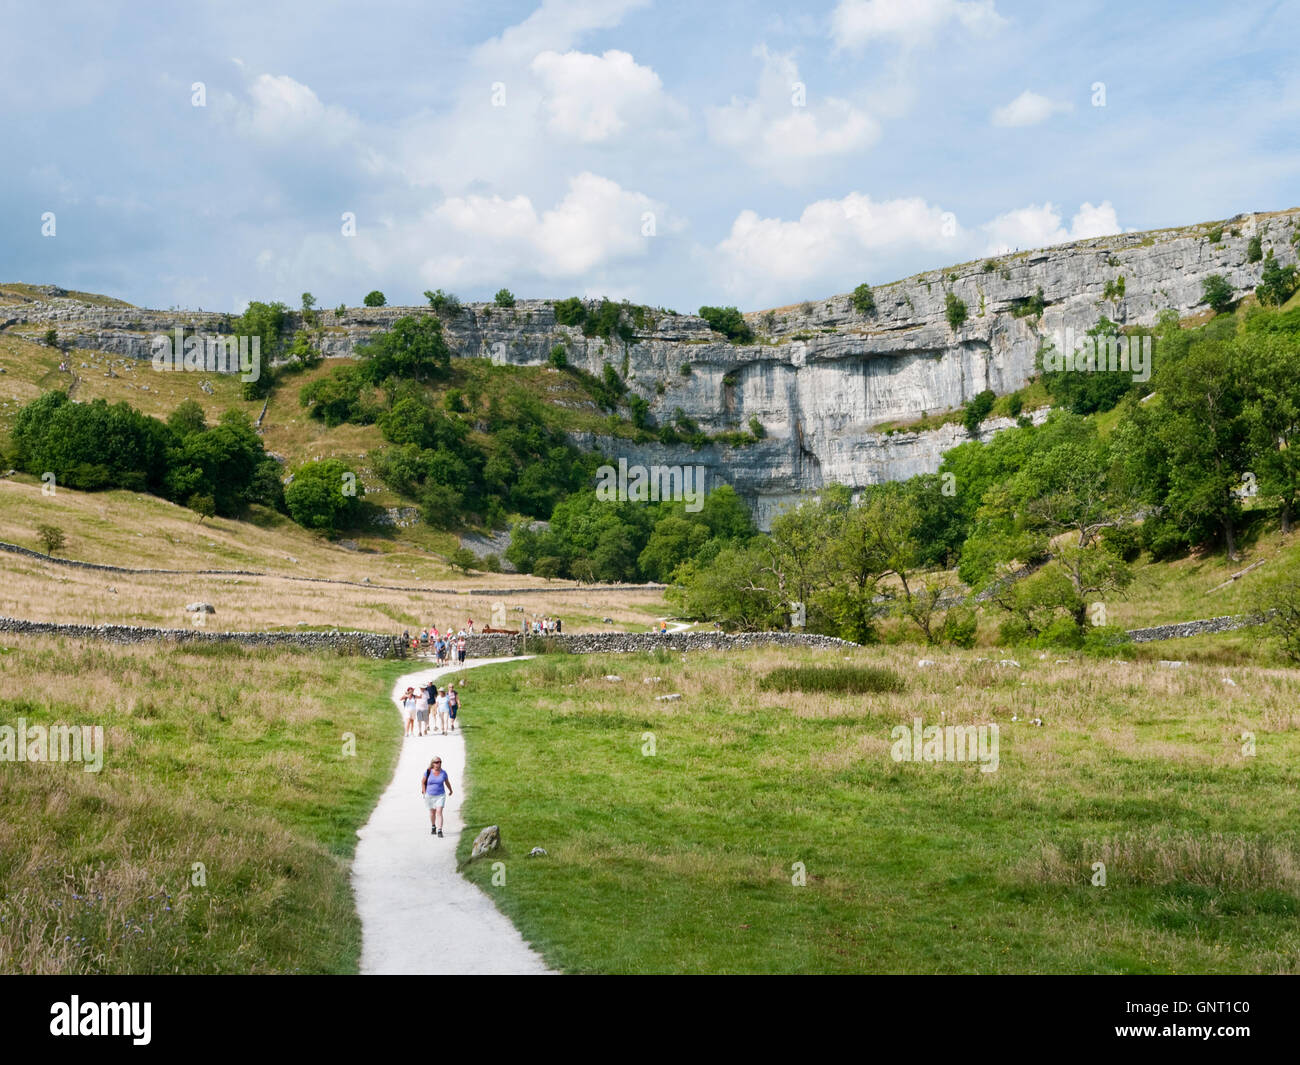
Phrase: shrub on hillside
[
  {"left": 944, "top": 291, "right": 968, "bottom": 331},
  {"left": 1202, "top": 274, "right": 1234, "bottom": 314},
  {"left": 963, "top": 389, "right": 996, "bottom": 434},
  {"left": 698, "top": 305, "right": 754, "bottom": 343}
]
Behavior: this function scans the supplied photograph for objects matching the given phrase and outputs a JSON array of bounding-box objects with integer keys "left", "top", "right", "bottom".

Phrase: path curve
[{"left": 352, "top": 656, "right": 552, "bottom": 974}]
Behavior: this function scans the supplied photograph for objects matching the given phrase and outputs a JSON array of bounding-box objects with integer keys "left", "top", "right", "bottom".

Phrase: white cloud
[
  {"left": 531, "top": 49, "right": 686, "bottom": 142},
  {"left": 431, "top": 171, "right": 667, "bottom": 281},
  {"left": 991, "top": 90, "right": 1072, "bottom": 127},
  {"left": 830, "top": 0, "right": 1005, "bottom": 50},
  {"left": 982, "top": 201, "right": 1121, "bottom": 254},
  {"left": 713, "top": 193, "right": 1128, "bottom": 305},
  {"left": 237, "top": 73, "right": 360, "bottom": 145},
  {"left": 714, "top": 192, "right": 962, "bottom": 302},
  {"left": 707, "top": 47, "right": 879, "bottom": 176},
  {"left": 474, "top": 0, "right": 651, "bottom": 66}
]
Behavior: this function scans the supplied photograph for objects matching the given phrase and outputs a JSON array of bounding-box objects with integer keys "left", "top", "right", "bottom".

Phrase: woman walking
[
  {"left": 435, "top": 686, "right": 451, "bottom": 735},
  {"left": 414, "top": 684, "right": 430, "bottom": 736},
  {"left": 420, "top": 757, "right": 452, "bottom": 837},
  {"left": 401, "top": 687, "right": 418, "bottom": 737},
  {"left": 447, "top": 683, "right": 460, "bottom": 732}
]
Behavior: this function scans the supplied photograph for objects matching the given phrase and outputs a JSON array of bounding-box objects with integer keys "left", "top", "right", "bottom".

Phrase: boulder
[
  {"left": 184, "top": 602, "right": 215, "bottom": 614},
  {"left": 471, "top": 825, "right": 501, "bottom": 861}
]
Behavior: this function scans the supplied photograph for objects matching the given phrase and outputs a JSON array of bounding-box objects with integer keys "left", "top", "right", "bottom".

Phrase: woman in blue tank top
[{"left": 421, "top": 757, "right": 453, "bottom": 836}]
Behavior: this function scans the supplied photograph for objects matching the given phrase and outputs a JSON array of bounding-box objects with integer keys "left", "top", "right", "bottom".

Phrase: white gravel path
[{"left": 353, "top": 656, "right": 553, "bottom": 975}]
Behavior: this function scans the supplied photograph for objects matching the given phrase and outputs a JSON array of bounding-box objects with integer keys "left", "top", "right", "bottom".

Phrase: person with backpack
[
  {"left": 447, "top": 684, "right": 460, "bottom": 731},
  {"left": 420, "top": 756, "right": 452, "bottom": 836}
]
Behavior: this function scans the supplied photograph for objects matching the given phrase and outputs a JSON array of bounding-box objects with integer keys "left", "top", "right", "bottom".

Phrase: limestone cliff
[{"left": 7, "top": 208, "right": 1298, "bottom": 527}]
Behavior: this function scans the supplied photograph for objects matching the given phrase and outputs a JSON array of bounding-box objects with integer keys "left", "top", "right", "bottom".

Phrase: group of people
[
  {"left": 525, "top": 616, "right": 562, "bottom": 635},
  {"left": 401, "top": 678, "right": 461, "bottom": 738},
  {"left": 404, "top": 625, "right": 469, "bottom": 664}
]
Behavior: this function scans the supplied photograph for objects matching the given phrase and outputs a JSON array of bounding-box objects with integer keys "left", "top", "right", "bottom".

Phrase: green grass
[
  {"left": 455, "top": 647, "right": 1300, "bottom": 973},
  {"left": 0, "top": 637, "right": 407, "bottom": 973},
  {"left": 758, "top": 664, "right": 904, "bottom": 694}
]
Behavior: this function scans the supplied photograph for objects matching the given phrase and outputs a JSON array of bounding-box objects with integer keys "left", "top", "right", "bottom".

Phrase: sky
[{"left": 3, "top": 0, "right": 1298, "bottom": 314}]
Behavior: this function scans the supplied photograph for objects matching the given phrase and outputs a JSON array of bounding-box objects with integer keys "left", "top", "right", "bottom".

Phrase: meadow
[
  {"left": 452, "top": 645, "right": 1300, "bottom": 974},
  {"left": 0, "top": 636, "right": 408, "bottom": 973}
]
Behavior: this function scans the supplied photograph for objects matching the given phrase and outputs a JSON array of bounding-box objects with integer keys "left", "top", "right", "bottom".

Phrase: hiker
[
  {"left": 401, "top": 687, "right": 418, "bottom": 737},
  {"left": 435, "top": 686, "right": 451, "bottom": 734},
  {"left": 414, "top": 684, "right": 430, "bottom": 736},
  {"left": 467, "top": 618, "right": 474, "bottom": 633},
  {"left": 421, "top": 756, "right": 452, "bottom": 837},
  {"left": 447, "top": 684, "right": 460, "bottom": 731},
  {"left": 555, "top": 617, "right": 562, "bottom": 634},
  {"left": 456, "top": 635, "right": 467, "bottom": 664}
]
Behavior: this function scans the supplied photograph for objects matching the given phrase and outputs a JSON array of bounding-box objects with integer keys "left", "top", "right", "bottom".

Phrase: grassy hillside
[
  {"left": 0, "top": 637, "right": 407, "bottom": 973},
  {"left": 0, "top": 478, "right": 668, "bottom": 633},
  {"left": 455, "top": 648, "right": 1300, "bottom": 974}
]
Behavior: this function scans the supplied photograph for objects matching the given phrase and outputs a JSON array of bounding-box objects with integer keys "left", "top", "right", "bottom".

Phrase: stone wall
[
  {"left": 457, "top": 630, "right": 858, "bottom": 657},
  {"left": 1125, "top": 613, "right": 1266, "bottom": 643},
  {"left": 0, "top": 615, "right": 407, "bottom": 658},
  {"left": 0, "top": 540, "right": 663, "bottom": 596}
]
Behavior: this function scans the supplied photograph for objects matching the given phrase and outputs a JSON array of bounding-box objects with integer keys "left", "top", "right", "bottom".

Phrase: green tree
[
  {"left": 851, "top": 283, "right": 876, "bottom": 316},
  {"left": 1115, "top": 329, "right": 1251, "bottom": 558},
  {"left": 1247, "top": 235, "right": 1263, "bottom": 263},
  {"left": 284, "top": 459, "right": 363, "bottom": 531},
  {"left": 494, "top": 288, "right": 516, "bottom": 307},
  {"left": 449, "top": 547, "right": 478, "bottom": 572},
  {"left": 1257, "top": 249, "right": 1298, "bottom": 306},
  {"left": 963, "top": 389, "right": 996, "bottom": 434},
  {"left": 358, "top": 315, "right": 452, "bottom": 383},
  {"left": 167, "top": 399, "right": 208, "bottom": 439},
  {"left": 698, "top": 306, "right": 754, "bottom": 343},
  {"left": 1241, "top": 331, "right": 1300, "bottom": 531},
  {"left": 553, "top": 297, "right": 586, "bottom": 327},
  {"left": 363, "top": 290, "right": 387, "bottom": 307},
  {"left": 1202, "top": 274, "right": 1234, "bottom": 314},
  {"left": 36, "top": 523, "right": 66, "bottom": 555},
  {"left": 424, "top": 289, "right": 461, "bottom": 316}
]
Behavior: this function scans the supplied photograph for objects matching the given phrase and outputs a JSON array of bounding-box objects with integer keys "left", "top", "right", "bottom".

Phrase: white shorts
[{"left": 424, "top": 793, "right": 446, "bottom": 809}]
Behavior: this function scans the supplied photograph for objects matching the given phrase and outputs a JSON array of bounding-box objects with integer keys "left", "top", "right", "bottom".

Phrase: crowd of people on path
[
  {"left": 401, "top": 677, "right": 461, "bottom": 738},
  {"left": 399, "top": 672, "right": 465, "bottom": 837},
  {"left": 525, "top": 616, "right": 561, "bottom": 635},
  {"left": 403, "top": 623, "right": 470, "bottom": 664}
]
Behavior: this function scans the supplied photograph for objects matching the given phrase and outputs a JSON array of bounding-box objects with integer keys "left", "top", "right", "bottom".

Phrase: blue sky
[{"left": 3, "top": 0, "right": 1298, "bottom": 313}]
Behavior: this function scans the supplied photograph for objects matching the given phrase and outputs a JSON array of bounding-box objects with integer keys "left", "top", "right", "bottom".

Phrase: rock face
[{"left": 8, "top": 210, "right": 1297, "bottom": 526}]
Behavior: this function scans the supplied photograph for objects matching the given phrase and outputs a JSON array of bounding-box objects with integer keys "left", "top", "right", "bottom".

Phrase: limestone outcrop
[{"left": 7, "top": 209, "right": 1297, "bottom": 526}]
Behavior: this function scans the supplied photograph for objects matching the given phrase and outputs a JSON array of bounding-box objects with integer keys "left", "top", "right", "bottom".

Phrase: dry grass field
[{"left": 0, "top": 479, "right": 668, "bottom": 633}]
